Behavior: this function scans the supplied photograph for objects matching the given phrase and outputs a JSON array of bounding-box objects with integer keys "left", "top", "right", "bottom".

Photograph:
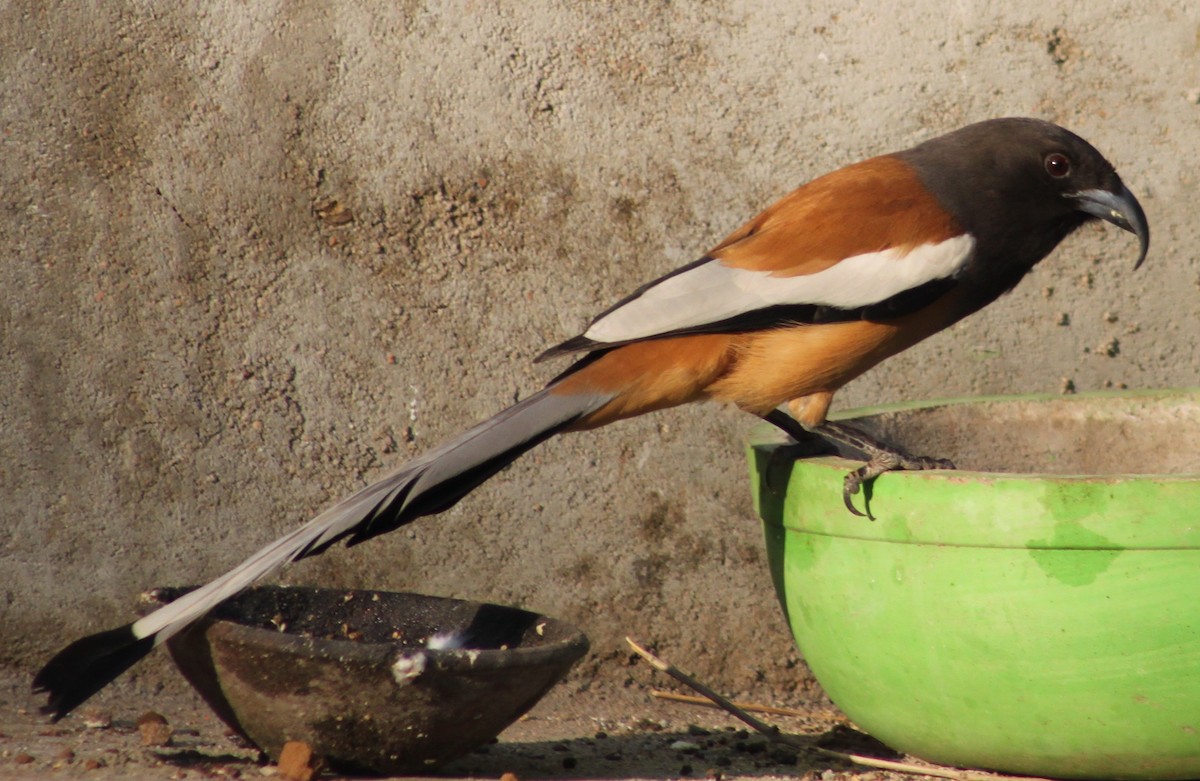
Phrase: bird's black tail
[
  {"left": 33, "top": 626, "right": 154, "bottom": 721},
  {"left": 33, "top": 385, "right": 612, "bottom": 720}
]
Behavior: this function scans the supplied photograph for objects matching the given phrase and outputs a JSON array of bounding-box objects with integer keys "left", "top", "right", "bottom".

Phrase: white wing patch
[{"left": 583, "top": 234, "right": 975, "bottom": 345}]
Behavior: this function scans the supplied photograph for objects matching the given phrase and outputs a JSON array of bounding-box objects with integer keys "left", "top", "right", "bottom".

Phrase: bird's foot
[
  {"left": 761, "top": 410, "right": 954, "bottom": 519},
  {"left": 841, "top": 449, "right": 955, "bottom": 519},
  {"left": 816, "top": 420, "right": 955, "bottom": 519}
]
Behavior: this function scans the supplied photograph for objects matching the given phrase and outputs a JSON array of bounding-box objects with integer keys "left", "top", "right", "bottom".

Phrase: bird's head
[{"left": 901, "top": 118, "right": 1149, "bottom": 271}]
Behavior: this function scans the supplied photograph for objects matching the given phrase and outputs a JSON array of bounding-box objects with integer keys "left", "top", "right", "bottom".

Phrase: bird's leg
[
  {"left": 816, "top": 419, "right": 955, "bottom": 519},
  {"left": 762, "top": 409, "right": 836, "bottom": 454},
  {"left": 759, "top": 409, "right": 838, "bottom": 495}
]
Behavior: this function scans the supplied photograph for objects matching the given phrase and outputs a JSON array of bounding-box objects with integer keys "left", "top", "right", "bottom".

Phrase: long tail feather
[
  {"left": 33, "top": 626, "right": 154, "bottom": 721},
  {"left": 33, "top": 386, "right": 610, "bottom": 720}
]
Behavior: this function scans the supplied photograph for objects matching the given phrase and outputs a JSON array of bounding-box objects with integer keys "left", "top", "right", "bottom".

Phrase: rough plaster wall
[{"left": 2, "top": 0, "right": 1198, "bottom": 696}]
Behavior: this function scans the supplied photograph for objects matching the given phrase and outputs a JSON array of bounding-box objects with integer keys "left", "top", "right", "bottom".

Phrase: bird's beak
[{"left": 1071, "top": 184, "right": 1150, "bottom": 270}]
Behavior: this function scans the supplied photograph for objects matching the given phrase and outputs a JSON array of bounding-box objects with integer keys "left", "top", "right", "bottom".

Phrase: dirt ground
[{"left": 0, "top": 666, "right": 935, "bottom": 781}]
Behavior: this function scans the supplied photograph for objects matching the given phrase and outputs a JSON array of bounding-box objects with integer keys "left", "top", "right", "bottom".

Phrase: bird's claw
[
  {"left": 841, "top": 451, "right": 955, "bottom": 520},
  {"left": 842, "top": 470, "right": 869, "bottom": 518}
]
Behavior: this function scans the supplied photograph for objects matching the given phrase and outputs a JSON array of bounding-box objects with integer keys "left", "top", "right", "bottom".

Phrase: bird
[{"left": 34, "top": 117, "right": 1149, "bottom": 720}]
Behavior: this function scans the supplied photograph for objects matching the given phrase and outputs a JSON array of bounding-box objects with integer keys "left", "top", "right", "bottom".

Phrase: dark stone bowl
[{"left": 145, "top": 585, "right": 589, "bottom": 774}]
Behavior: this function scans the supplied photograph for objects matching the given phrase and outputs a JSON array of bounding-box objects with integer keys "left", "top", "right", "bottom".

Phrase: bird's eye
[{"left": 1044, "top": 152, "right": 1071, "bottom": 178}]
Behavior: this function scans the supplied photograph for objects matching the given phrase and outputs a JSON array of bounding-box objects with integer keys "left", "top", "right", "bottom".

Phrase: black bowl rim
[{"left": 146, "top": 585, "right": 590, "bottom": 673}]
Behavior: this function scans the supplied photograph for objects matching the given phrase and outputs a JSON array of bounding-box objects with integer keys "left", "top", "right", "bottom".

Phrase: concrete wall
[{"left": 3, "top": 1, "right": 1198, "bottom": 693}]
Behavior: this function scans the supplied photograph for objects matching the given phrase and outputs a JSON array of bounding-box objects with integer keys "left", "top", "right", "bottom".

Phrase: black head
[{"left": 899, "top": 118, "right": 1149, "bottom": 280}]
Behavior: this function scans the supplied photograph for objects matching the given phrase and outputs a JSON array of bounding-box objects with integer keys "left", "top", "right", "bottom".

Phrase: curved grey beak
[{"left": 1071, "top": 184, "right": 1150, "bottom": 270}]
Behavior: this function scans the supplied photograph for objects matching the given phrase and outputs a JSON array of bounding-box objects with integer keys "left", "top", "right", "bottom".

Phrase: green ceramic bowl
[{"left": 749, "top": 390, "right": 1200, "bottom": 780}]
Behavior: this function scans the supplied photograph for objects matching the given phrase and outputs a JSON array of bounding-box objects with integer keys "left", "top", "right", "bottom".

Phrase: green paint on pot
[{"left": 748, "top": 390, "right": 1200, "bottom": 781}]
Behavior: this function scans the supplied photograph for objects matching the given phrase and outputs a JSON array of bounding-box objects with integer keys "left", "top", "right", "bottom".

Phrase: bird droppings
[{"left": 425, "top": 630, "right": 465, "bottom": 650}]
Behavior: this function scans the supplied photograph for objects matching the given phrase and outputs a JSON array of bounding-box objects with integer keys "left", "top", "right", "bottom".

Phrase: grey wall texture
[{"left": 3, "top": 1, "right": 1199, "bottom": 695}]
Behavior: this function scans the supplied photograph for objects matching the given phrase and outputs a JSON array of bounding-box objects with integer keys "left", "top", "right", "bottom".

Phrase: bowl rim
[
  {"left": 748, "top": 389, "right": 1200, "bottom": 550},
  {"left": 749, "top": 387, "right": 1200, "bottom": 482},
  {"left": 147, "top": 585, "right": 590, "bottom": 673}
]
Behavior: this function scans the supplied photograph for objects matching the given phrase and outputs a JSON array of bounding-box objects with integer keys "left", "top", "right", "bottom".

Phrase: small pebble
[
  {"left": 14, "top": 754, "right": 35, "bottom": 764},
  {"left": 83, "top": 758, "right": 104, "bottom": 770},
  {"left": 670, "top": 740, "right": 701, "bottom": 753},
  {"left": 276, "top": 741, "right": 318, "bottom": 781},
  {"left": 80, "top": 709, "right": 113, "bottom": 730},
  {"left": 137, "top": 711, "right": 173, "bottom": 747}
]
